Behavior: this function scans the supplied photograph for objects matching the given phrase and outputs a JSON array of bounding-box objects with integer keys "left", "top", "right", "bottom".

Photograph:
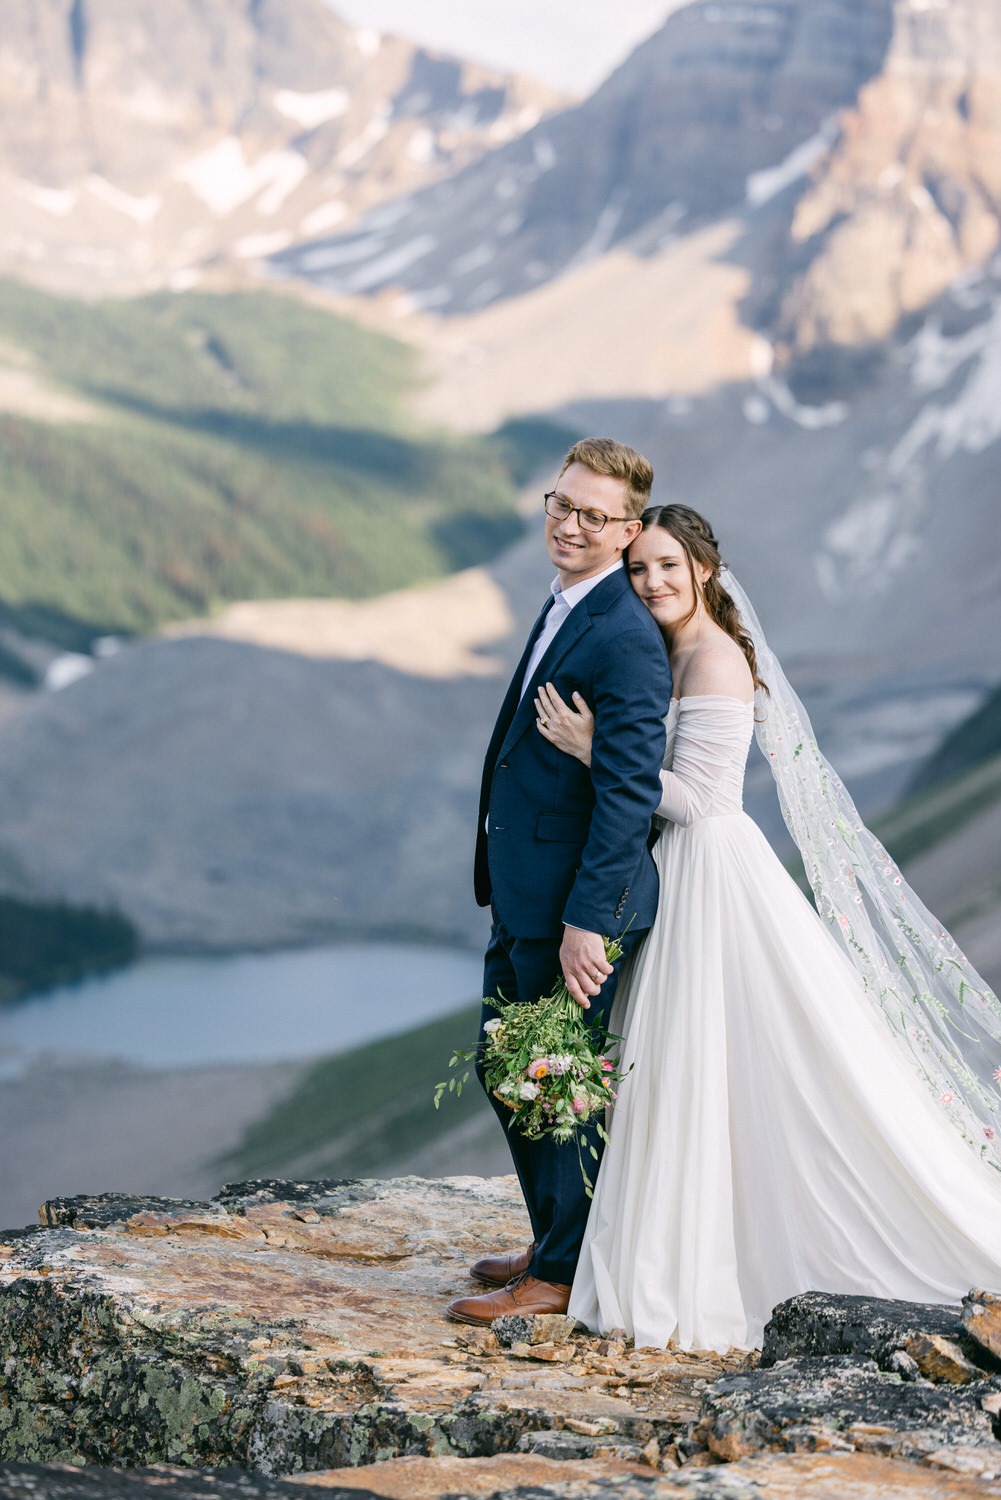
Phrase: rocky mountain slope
[
  {"left": 0, "top": 0, "right": 561, "bottom": 294},
  {"left": 4, "top": 1179, "right": 1001, "bottom": 1496},
  {"left": 275, "top": 0, "right": 898, "bottom": 315},
  {"left": 0, "top": 0, "right": 997, "bottom": 966},
  {"left": 773, "top": 0, "right": 1001, "bottom": 355},
  {"left": 276, "top": 0, "right": 1001, "bottom": 397}
]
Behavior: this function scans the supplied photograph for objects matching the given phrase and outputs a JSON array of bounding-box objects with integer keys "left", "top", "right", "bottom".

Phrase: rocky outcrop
[
  {"left": 5, "top": 1177, "right": 1001, "bottom": 1499},
  {"left": 699, "top": 1357, "right": 1001, "bottom": 1464},
  {"left": 0, "top": 0, "right": 561, "bottom": 293},
  {"left": 762, "top": 1292, "right": 987, "bottom": 1371},
  {"left": 0, "top": 1177, "right": 735, "bottom": 1476},
  {"left": 275, "top": 0, "right": 1001, "bottom": 376},
  {"left": 277, "top": 0, "right": 896, "bottom": 312},
  {"left": 775, "top": 0, "right": 1001, "bottom": 354}
]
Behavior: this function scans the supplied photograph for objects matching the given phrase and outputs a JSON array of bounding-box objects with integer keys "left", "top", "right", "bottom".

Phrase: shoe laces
[{"left": 505, "top": 1269, "right": 533, "bottom": 1293}]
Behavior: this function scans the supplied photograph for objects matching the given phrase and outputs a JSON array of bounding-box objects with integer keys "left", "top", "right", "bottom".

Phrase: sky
[{"left": 326, "top": 1, "right": 685, "bottom": 94}]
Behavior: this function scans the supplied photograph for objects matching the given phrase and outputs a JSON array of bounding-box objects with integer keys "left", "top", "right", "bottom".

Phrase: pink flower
[
  {"left": 995, "top": 1067, "right": 1001, "bottom": 1083},
  {"left": 599, "top": 1057, "right": 614, "bottom": 1072},
  {"left": 527, "top": 1060, "right": 549, "bottom": 1079},
  {"left": 572, "top": 1097, "right": 586, "bottom": 1115},
  {"left": 941, "top": 1092, "right": 954, "bottom": 1104},
  {"left": 985, "top": 1128, "right": 995, "bottom": 1141}
]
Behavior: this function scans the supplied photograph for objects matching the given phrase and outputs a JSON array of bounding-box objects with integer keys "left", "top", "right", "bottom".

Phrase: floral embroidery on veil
[{"left": 724, "top": 568, "right": 1001, "bottom": 1168}]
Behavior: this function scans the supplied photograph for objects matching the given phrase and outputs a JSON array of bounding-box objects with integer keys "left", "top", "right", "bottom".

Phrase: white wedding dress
[{"left": 569, "top": 695, "right": 1001, "bottom": 1353}]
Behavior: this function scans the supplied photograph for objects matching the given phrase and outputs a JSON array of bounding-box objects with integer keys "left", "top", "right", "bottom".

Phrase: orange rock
[
  {"left": 905, "top": 1334, "right": 982, "bottom": 1385},
  {"left": 293, "top": 1453, "right": 647, "bottom": 1497},
  {"left": 962, "top": 1289, "right": 1001, "bottom": 1363},
  {"left": 126, "top": 1211, "right": 262, "bottom": 1240}
]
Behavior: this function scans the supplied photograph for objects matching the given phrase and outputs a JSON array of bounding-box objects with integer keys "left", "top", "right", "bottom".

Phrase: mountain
[
  {"left": 274, "top": 0, "right": 1001, "bottom": 383},
  {"left": 772, "top": 0, "right": 1001, "bottom": 356},
  {"left": 0, "top": 0, "right": 562, "bottom": 295},
  {"left": 0, "top": 0, "right": 998, "bottom": 965},
  {"left": 274, "top": 0, "right": 897, "bottom": 313}
]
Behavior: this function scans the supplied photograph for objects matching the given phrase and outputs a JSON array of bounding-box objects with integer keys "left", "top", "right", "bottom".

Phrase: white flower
[
  {"left": 483, "top": 1018, "right": 503, "bottom": 1034},
  {"left": 519, "top": 1081, "right": 540, "bottom": 1101}
]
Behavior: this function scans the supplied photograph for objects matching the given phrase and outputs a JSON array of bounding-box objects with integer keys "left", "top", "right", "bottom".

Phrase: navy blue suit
[{"left": 474, "top": 565, "right": 672, "bottom": 1283}]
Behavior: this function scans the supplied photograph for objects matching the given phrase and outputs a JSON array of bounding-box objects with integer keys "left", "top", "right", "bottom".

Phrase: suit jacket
[{"left": 474, "top": 567, "right": 672, "bottom": 939}]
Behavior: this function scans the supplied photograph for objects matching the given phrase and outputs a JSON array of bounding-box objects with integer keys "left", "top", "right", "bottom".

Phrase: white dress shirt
[{"left": 520, "top": 558, "right": 623, "bottom": 700}]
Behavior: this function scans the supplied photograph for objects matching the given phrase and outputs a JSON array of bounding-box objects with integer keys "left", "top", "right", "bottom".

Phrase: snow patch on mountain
[
  {"left": 815, "top": 284, "right": 1001, "bottom": 603},
  {"left": 174, "top": 139, "right": 309, "bottom": 218},
  {"left": 746, "top": 117, "right": 839, "bottom": 207},
  {"left": 85, "top": 177, "right": 162, "bottom": 224},
  {"left": 15, "top": 182, "right": 78, "bottom": 217},
  {"left": 273, "top": 88, "right": 350, "bottom": 129}
]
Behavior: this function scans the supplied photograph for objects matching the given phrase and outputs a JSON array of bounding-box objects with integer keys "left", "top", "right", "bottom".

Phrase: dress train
[{"left": 568, "top": 698, "right": 1001, "bottom": 1351}]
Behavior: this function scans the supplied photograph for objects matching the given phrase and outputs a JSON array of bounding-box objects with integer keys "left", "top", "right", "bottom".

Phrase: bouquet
[{"left": 434, "top": 934, "right": 631, "bottom": 1193}]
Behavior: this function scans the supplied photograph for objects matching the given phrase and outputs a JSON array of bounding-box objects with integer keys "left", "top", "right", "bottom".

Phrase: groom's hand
[{"left": 561, "top": 926, "right": 613, "bottom": 1009}]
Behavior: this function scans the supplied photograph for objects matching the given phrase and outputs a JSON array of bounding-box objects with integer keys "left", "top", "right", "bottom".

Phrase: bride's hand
[{"left": 535, "top": 683, "right": 595, "bottom": 767}]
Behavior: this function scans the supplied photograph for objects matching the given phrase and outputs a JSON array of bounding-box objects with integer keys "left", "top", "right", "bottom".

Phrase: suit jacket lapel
[
  {"left": 498, "top": 600, "right": 594, "bottom": 757},
  {"left": 483, "top": 595, "right": 554, "bottom": 769}
]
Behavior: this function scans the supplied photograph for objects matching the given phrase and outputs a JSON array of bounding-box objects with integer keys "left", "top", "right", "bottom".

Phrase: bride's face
[{"left": 626, "top": 525, "right": 709, "bottom": 632}]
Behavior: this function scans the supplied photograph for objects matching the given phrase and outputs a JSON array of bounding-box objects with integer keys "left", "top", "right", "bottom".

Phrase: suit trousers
[{"left": 478, "top": 917, "right": 648, "bottom": 1285}]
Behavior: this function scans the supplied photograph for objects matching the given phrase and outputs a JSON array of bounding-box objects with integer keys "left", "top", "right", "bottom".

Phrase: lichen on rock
[{"left": 4, "top": 1178, "right": 1001, "bottom": 1498}]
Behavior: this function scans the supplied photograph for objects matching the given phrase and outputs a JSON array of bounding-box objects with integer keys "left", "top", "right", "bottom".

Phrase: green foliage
[
  {"left": 0, "top": 895, "right": 137, "bottom": 1004},
  {"left": 216, "top": 1004, "right": 488, "bottom": 1182},
  {"left": 0, "top": 280, "right": 524, "bottom": 636}
]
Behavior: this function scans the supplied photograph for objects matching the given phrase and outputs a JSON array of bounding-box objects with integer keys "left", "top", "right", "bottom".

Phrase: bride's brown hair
[{"left": 637, "top": 504, "right": 768, "bottom": 694}]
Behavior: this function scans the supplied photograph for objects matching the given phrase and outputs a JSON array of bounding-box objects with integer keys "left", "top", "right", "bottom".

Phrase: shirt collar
[{"left": 551, "top": 557, "right": 623, "bottom": 611}]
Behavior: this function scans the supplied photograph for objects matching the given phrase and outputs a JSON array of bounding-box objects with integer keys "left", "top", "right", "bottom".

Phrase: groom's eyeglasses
[{"left": 544, "top": 491, "right": 630, "bottom": 533}]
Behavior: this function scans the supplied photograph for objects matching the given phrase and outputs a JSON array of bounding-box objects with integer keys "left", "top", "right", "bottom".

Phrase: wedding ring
[{"left": 540, "top": 716, "right": 549, "bottom": 726}]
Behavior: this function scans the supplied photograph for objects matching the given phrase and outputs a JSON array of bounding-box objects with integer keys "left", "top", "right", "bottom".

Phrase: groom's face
[{"left": 545, "top": 463, "right": 642, "bottom": 586}]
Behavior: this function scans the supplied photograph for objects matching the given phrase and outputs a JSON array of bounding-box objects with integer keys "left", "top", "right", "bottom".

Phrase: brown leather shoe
[
  {"left": 469, "top": 1241, "right": 537, "bottom": 1288},
  {"left": 447, "top": 1272, "right": 571, "bottom": 1327}
]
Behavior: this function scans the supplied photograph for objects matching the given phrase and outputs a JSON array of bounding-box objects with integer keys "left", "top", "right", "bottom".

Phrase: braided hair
[{"left": 638, "top": 504, "right": 768, "bottom": 694}]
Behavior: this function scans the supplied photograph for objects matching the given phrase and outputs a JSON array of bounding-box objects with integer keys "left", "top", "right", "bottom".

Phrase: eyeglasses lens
[{"left": 544, "top": 494, "right": 607, "bottom": 532}]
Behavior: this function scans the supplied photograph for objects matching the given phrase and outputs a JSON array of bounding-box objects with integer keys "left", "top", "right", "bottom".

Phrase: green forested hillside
[
  {"left": 216, "top": 1004, "right": 486, "bottom": 1182},
  {"left": 0, "top": 281, "right": 529, "bottom": 636},
  {"left": 0, "top": 895, "right": 137, "bottom": 1004}
]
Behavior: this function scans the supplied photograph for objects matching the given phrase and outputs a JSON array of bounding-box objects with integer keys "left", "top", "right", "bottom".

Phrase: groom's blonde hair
[{"left": 558, "top": 437, "right": 653, "bottom": 519}]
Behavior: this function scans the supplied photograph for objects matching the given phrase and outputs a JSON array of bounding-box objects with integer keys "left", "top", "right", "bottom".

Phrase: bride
[{"left": 533, "top": 503, "right": 1001, "bottom": 1353}]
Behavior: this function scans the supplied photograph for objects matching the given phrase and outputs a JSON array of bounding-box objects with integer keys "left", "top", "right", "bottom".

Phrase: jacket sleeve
[{"left": 561, "top": 626, "right": 672, "bottom": 933}]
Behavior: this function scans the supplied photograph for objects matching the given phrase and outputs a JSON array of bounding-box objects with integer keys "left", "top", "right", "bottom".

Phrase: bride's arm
[{"left": 658, "top": 650, "right": 753, "bottom": 825}]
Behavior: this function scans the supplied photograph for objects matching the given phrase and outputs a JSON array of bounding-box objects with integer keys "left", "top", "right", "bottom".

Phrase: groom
[{"left": 448, "top": 437, "right": 672, "bottom": 1325}]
